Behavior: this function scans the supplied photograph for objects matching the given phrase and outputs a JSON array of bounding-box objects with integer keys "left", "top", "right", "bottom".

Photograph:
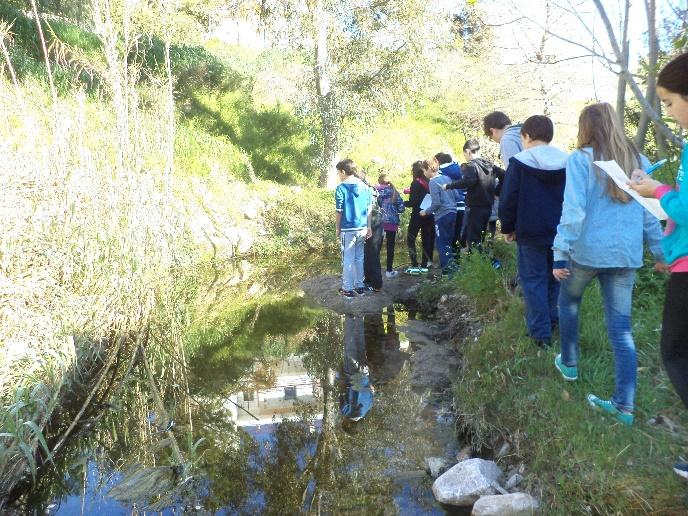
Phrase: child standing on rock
[
  {"left": 376, "top": 174, "right": 406, "bottom": 278},
  {"left": 335, "top": 159, "right": 372, "bottom": 298}
]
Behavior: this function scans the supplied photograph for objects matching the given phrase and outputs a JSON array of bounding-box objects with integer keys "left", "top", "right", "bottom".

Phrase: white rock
[
  {"left": 505, "top": 473, "right": 524, "bottom": 490},
  {"left": 432, "top": 458, "right": 503, "bottom": 506},
  {"left": 471, "top": 493, "right": 540, "bottom": 515},
  {"left": 425, "top": 457, "right": 452, "bottom": 478}
]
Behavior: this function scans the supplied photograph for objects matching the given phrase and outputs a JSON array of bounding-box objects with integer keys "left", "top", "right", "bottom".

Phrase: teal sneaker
[
  {"left": 404, "top": 267, "right": 421, "bottom": 276},
  {"left": 554, "top": 354, "right": 578, "bottom": 381},
  {"left": 586, "top": 393, "right": 634, "bottom": 426},
  {"left": 417, "top": 267, "right": 429, "bottom": 274}
]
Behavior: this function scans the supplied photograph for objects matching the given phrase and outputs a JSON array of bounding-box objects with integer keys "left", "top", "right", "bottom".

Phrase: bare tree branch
[{"left": 592, "top": 0, "right": 684, "bottom": 147}]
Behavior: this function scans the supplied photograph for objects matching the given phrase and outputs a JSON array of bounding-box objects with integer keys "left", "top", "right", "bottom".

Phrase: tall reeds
[{"left": 0, "top": 0, "right": 195, "bottom": 497}]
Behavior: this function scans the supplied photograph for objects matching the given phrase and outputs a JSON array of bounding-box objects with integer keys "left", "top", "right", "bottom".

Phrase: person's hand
[
  {"left": 630, "top": 169, "right": 647, "bottom": 183},
  {"left": 553, "top": 268, "right": 570, "bottom": 281},
  {"left": 654, "top": 261, "right": 670, "bottom": 273},
  {"left": 629, "top": 177, "right": 662, "bottom": 198},
  {"left": 366, "top": 227, "right": 372, "bottom": 240},
  {"left": 419, "top": 210, "right": 426, "bottom": 217},
  {"left": 505, "top": 232, "right": 516, "bottom": 242}
]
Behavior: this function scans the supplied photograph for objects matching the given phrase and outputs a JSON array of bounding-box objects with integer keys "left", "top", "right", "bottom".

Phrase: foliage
[{"left": 441, "top": 246, "right": 688, "bottom": 513}]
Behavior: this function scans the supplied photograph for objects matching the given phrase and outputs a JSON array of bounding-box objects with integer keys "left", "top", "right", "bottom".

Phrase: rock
[
  {"left": 425, "top": 457, "right": 452, "bottom": 478},
  {"left": 496, "top": 441, "right": 511, "bottom": 458},
  {"left": 432, "top": 458, "right": 503, "bottom": 506},
  {"left": 471, "top": 493, "right": 540, "bottom": 515},
  {"left": 505, "top": 473, "right": 524, "bottom": 490}
]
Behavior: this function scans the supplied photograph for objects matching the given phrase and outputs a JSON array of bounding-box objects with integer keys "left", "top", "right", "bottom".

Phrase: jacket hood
[
  {"left": 503, "top": 125, "right": 523, "bottom": 143},
  {"left": 439, "top": 162, "right": 460, "bottom": 174},
  {"left": 513, "top": 145, "right": 568, "bottom": 171},
  {"left": 340, "top": 179, "right": 361, "bottom": 197},
  {"left": 471, "top": 157, "right": 494, "bottom": 173}
]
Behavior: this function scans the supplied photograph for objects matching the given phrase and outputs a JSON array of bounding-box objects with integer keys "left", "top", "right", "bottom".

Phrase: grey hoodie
[{"left": 500, "top": 124, "right": 524, "bottom": 167}]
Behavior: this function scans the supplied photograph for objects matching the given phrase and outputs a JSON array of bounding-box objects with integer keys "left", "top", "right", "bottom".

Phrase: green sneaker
[
  {"left": 586, "top": 393, "right": 634, "bottom": 426},
  {"left": 554, "top": 354, "right": 577, "bottom": 381}
]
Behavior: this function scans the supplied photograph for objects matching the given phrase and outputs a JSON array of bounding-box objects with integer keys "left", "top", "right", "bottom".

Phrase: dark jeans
[
  {"left": 364, "top": 218, "right": 383, "bottom": 289},
  {"left": 517, "top": 243, "right": 559, "bottom": 340},
  {"left": 384, "top": 230, "right": 397, "bottom": 272},
  {"left": 661, "top": 273, "right": 688, "bottom": 409},
  {"left": 407, "top": 214, "right": 435, "bottom": 267},
  {"left": 435, "top": 213, "right": 456, "bottom": 269},
  {"left": 453, "top": 209, "right": 466, "bottom": 249},
  {"left": 464, "top": 205, "right": 492, "bottom": 248}
]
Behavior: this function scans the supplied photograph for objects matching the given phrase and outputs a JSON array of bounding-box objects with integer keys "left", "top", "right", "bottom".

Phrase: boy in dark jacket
[
  {"left": 443, "top": 140, "right": 504, "bottom": 248},
  {"left": 498, "top": 115, "right": 567, "bottom": 348}
]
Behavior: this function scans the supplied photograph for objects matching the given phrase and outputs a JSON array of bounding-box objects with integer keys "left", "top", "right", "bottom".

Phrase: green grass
[{"left": 431, "top": 245, "right": 688, "bottom": 513}]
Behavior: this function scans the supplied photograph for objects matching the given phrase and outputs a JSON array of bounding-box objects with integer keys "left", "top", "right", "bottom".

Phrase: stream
[{"left": 18, "top": 257, "right": 463, "bottom": 515}]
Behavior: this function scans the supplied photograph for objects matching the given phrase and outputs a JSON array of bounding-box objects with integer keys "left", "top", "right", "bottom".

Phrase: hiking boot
[
  {"left": 586, "top": 393, "right": 633, "bottom": 426},
  {"left": 554, "top": 354, "right": 578, "bottom": 381},
  {"left": 673, "top": 461, "right": 688, "bottom": 479},
  {"left": 385, "top": 270, "right": 399, "bottom": 278}
]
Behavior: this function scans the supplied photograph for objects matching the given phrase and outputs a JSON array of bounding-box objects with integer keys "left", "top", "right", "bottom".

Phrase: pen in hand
[{"left": 645, "top": 159, "right": 667, "bottom": 176}]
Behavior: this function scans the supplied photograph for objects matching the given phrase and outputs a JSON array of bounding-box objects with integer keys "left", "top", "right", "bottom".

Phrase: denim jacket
[{"left": 553, "top": 148, "right": 664, "bottom": 268}]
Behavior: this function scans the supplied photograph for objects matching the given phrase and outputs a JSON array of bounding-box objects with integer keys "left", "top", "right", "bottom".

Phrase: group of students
[{"left": 336, "top": 51, "right": 688, "bottom": 478}]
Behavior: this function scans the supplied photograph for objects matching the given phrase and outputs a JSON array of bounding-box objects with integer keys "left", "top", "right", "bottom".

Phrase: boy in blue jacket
[
  {"left": 499, "top": 115, "right": 567, "bottom": 348},
  {"left": 335, "top": 159, "right": 372, "bottom": 297}
]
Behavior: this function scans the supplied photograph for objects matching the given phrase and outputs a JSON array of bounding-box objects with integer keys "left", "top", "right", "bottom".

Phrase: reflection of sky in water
[{"left": 39, "top": 306, "right": 452, "bottom": 515}]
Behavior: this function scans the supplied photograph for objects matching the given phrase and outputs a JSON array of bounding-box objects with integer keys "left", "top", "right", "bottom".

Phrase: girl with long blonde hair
[{"left": 551, "top": 103, "right": 665, "bottom": 426}]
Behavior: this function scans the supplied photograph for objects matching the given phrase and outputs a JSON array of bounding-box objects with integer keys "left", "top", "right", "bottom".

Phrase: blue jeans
[
  {"left": 518, "top": 243, "right": 559, "bottom": 340},
  {"left": 434, "top": 214, "right": 456, "bottom": 268},
  {"left": 558, "top": 263, "right": 637, "bottom": 412},
  {"left": 341, "top": 229, "right": 366, "bottom": 291}
]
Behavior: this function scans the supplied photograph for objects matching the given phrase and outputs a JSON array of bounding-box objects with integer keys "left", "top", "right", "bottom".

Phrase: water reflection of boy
[{"left": 339, "top": 315, "right": 374, "bottom": 422}]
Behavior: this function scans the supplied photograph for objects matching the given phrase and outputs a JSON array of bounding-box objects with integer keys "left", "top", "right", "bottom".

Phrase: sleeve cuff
[
  {"left": 553, "top": 260, "right": 568, "bottom": 270},
  {"left": 654, "top": 185, "right": 672, "bottom": 199}
]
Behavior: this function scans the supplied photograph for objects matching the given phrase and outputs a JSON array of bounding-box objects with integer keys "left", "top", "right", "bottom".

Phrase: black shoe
[
  {"left": 340, "top": 289, "right": 355, "bottom": 298},
  {"left": 355, "top": 287, "right": 367, "bottom": 295},
  {"left": 674, "top": 461, "right": 688, "bottom": 479},
  {"left": 534, "top": 338, "right": 551, "bottom": 349}
]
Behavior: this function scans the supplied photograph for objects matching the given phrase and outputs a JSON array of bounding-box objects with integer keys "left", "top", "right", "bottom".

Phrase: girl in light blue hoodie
[
  {"left": 552, "top": 103, "right": 664, "bottom": 427},
  {"left": 630, "top": 52, "right": 688, "bottom": 479}
]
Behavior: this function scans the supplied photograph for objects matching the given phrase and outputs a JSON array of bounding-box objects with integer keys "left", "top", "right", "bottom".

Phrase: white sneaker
[{"left": 385, "top": 270, "right": 399, "bottom": 278}]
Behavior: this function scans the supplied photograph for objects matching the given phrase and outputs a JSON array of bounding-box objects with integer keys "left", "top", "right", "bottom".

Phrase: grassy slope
[{"left": 429, "top": 241, "right": 688, "bottom": 513}]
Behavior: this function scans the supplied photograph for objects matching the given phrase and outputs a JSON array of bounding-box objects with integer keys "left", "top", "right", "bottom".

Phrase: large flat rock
[
  {"left": 472, "top": 493, "right": 540, "bottom": 515},
  {"left": 432, "top": 458, "right": 503, "bottom": 506}
]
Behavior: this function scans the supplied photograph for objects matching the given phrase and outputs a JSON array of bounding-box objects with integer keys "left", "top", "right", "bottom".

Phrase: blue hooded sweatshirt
[
  {"left": 335, "top": 177, "right": 371, "bottom": 231},
  {"left": 439, "top": 162, "right": 466, "bottom": 207},
  {"left": 499, "top": 144, "right": 568, "bottom": 246}
]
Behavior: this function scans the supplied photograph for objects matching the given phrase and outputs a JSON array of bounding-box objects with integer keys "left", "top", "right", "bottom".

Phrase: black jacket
[
  {"left": 404, "top": 178, "right": 430, "bottom": 217},
  {"left": 446, "top": 158, "right": 504, "bottom": 208}
]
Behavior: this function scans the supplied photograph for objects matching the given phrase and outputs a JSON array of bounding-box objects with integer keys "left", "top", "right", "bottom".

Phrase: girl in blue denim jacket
[
  {"left": 552, "top": 103, "right": 664, "bottom": 427},
  {"left": 376, "top": 174, "right": 406, "bottom": 278},
  {"left": 630, "top": 52, "right": 688, "bottom": 479}
]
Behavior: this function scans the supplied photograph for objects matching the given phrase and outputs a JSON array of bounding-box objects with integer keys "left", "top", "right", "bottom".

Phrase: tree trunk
[
  {"left": 312, "top": 0, "right": 339, "bottom": 188},
  {"left": 634, "top": 0, "right": 658, "bottom": 150},
  {"left": 616, "top": 1, "right": 630, "bottom": 124}
]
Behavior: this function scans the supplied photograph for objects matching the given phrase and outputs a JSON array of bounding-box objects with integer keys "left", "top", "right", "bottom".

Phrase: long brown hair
[{"left": 576, "top": 103, "right": 639, "bottom": 203}]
